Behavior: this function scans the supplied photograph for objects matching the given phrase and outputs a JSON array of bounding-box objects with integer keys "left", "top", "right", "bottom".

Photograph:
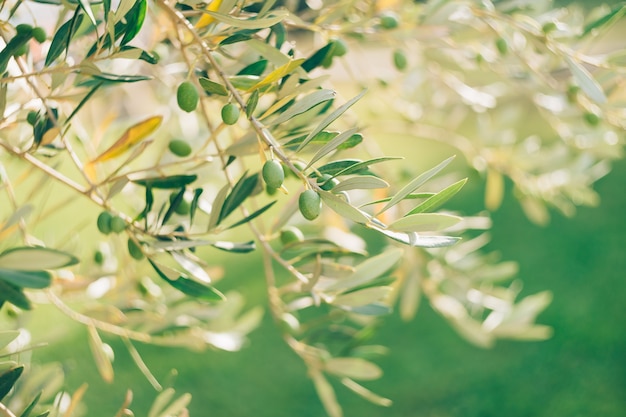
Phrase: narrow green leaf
[
  {"left": 208, "top": 184, "right": 229, "bottom": 231},
  {"left": 227, "top": 200, "right": 277, "bottom": 230},
  {"left": 198, "top": 77, "right": 228, "bottom": 96},
  {"left": 333, "top": 286, "right": 392, "bottom": 308},
  {"left": 302, "top": 42, "right": 335, "bottom": 72},
  {"left": 66, "top": 81, "right": 103, "bottom": 123},
  {"left": 389, "top": 212, "right": 462, "bottom": 232},
  {"left": 237, "top": 59, "right": 268, "bottom": 76},
  {"left": 120, "top": 0, "right": 146, "bottom": 45},
  {"left": 326, "top": 248, "right": 403, "bottom": 291},
  {"left": 270, "top": 89, "right": 336, "bottom": 126},
  {"left": 406, "top": 178, "right": 467, "bottom": 215},
  {"left": 19, "top": 391, "right": 42, "bottom": 417},
  {"left": 306, "top": 127, "right": 359, "bottom": 169},
  {"left": 377, "top": 156, "right": 455, "bottom": 215},
  {"left": 161, "top": 188, "right": 185, "bottom": 225},
  {"left": 0, "top": 247, "right": 76, "bottom": 270},
  {"left": 148, "top": 388, "right": 175, "bottom": 417},
  {"left": 211, "top": 240, "right": 256, "bottom": 253},
  {"left": 319, "top": 191, "right": 370, "bottom": 224},
  {"left": 189, "top": 188, "right": 203, "bottom": 225},
  {"left": 229, "top": 75, "right": 261, "bottom": 90},
  {"left": 566, "top": 57, "right": 607, "bottom": 104},
  {"left": 132, "top": 174, "right": 197, "bottom": 189},
  {"left": 346, "top": 303, "right": 392, "bottom": 316},
  {"left": 77, "top": 0, "right": 97, "bottom": 27},
  {"left": 581, "top": 5, "right": 626, "bottom": 38},
  {"left": 332, "top": 176, "right": 389, "bottom": 193},
  {"left": 0, "top": 268, "right": 51, "bottom": 289},
  {"left": 0, "top": 281, "right": 33, "bottom": 310},
  {"left": 45, "top": 10, "right": 83, "bottom": 66},
  {"left": 246, "top": 89, "right": 259, "bottom": 117},
  {"left": 91, "top": 72, "right": 151, "bottom": 83},
  {"left": 0, "top": 366, "right": 23, "bottom": 401},
  {"left": 297, "top": 90, "right": 367, "bottom": 152},
  {"left": 325, "top": 357, "right": 382, "bottom": 381},
  {"left": 218, "top": 172, "right": 259, "bottom": 224},
  {"left": 220, "top": 31, "right": 255, "bottom": 46},
  {"left": 149, "top": 260, "right": 225, "bottom": 301},
  {"left": 202, "top": 9, "right": 289, "bottom": 29}
]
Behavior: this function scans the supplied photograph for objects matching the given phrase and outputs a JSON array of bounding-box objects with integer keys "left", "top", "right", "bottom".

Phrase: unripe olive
[
  {"left": 266, "top": 184, "right": 278, "bottom": 195},
  {"left": 177, "top": 81, "right": 199, "bottom": 113},
  {"left": 331, "top": 39, "right": 348, "bottom": 57},
  {"left": 32, "top": 27, "right": 46, "bottom": 43},
  {"left": 542, "top": 22, "right": 557, "bottom": 34},
  {"left": 97, "top": 211, "right": 113, "bottom": 235},
  {"left": 280, "top": 226, "right": 304, "bottom": 245},
  {"left": 109, "top": 215, "right": 126, "bottom": 233},
  {"left": 94, "top": 250, "right": 104, "bottom": 265},
  {"left": 583, "top": 112, "right": 600, "bottom": 126},
  {"left": 15, "top": 24, "right": 33, "bottom": 35},
  {"left": 26, "top": 110, "right": 38, "bottom": 126},
  {"left": 13, "top": 43, "right": 28, "bottom": 57},
  {"left": 379, "top": 12, "right": 399, "bottom": 29},
  {"left": 127, "top": 238, "right": 145, "bottom": 260},
  {"left": 169, "top": 191, "right": 191, "bottom": 215},
  {"left": 298, "top": 189, "right": 321, "bottom": 221},
  {"left": 495, "top": 37, "right": 508, "bottom": 55},
  {"left": 262, "top": 159, "right": 285, "bottom": 190},
  {"left": 168, "top": 139, "right": 192, "bottom": 157},
  {"left": 393, "top": 49, "right": 407, "bottom": 71},
  {"left": 317, "top": 174, "right": 338, "bottom": 191},
  {"left": 221, "top": 103, "right": 240, "bottom": 125}
]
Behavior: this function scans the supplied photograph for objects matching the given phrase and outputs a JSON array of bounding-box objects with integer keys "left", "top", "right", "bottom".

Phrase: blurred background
[{"left": 17, "top": 0, "right": 626, "bottom": 416}]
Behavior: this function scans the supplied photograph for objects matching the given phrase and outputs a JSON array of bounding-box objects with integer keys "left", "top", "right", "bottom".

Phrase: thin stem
[{"left": 0, "top": 403, "right": 18, "bottom": 417}]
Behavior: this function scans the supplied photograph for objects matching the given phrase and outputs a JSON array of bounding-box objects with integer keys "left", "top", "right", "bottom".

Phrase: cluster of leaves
[{"left": 0, "top": 0, "right": 623, "bottom": 416}]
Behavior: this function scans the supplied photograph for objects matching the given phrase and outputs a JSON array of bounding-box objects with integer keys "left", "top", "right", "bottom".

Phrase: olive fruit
[
  {"left": 379, "top": 12, "right": 399, "bottom": 29},
  {"left": 393, "top": 49, "right": 407, "bottom": 71},
  {"left": 32, "top": 27, "right": 46, "bottom": 43},
  {"left": 495, "top": 37, "right": 508, "bottom": 55},
  {"left": 127, "top": 238, "right": 145, "bottom": 260},
  {"left": 109, "top": 215, "right": 126, "bottom": 233},
  {"left": 331, "top": 39, "right": 348, "bottom": 57},
  {"left": 168, "top": 139, "right": 192, "bottom": 157},
  {"left": 298, "top": 189, "right": 321, "bottom": 221},
  {"left": 94, "top": 250, "right": 104, "bottom": 265},
  {"left": 13, "top": 43, "right": 28, "bottom": 57},
  {"left": 97, "top": 211, "right": 113, "bottom": 235},
  {"left": 583, "top": 112, "right": 600, "bottom": 126},
  {"left": 221, "top": 103, "right": 240, "bottom": 125},
  {"left": 177, "top": 81, "right": 199, "bottom": 113},
  {"left": 317, "top": 174, "right": 338, "bottom": 191},
  {"left": 169, "top": 191, "right": 191, "bottom": 215},
  {"left": 26, "top": 110, "right": 38, "bottom": 126},
  {"left": 280, "top": 226, "right": 304, "bottom": 245},
  {"left": 15, "top": 24, "right": 33, "bottom": 35},
  {"left": 262, "top": 159, "right": 285, "bottom": 190}
]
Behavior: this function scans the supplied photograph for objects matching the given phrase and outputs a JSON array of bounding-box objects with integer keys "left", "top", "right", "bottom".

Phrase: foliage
[{"left": 0, "top": 0, "right": 623, "bottom": 416}]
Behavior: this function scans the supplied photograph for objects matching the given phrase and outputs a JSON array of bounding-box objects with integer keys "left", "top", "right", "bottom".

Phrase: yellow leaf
[
  {"left": 195, "top": 0, "right": 223, "bottom": 29},
  {"left": 247, "top": 59, "right": 306, "bottom": 91},
  {"left": 91, "top": 116, "right": 162, "bottom": 164}
]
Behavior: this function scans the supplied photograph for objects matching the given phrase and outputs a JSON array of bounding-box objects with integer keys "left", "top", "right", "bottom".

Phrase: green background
[{"left": 34, "top": 157, "right": 626, "bottom": 416}]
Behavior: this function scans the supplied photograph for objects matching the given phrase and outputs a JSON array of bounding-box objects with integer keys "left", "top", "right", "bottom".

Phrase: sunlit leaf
[
  {"left": 227, "top": 200, "right": 277, "bottom": 229},
  {"left": 0, "top": 280, "right": 31, "bottom": 310},
  {"left": 211, "top": 240, "right": 256, "bottom": 253},
  {"left": 246, "top": 89, "right": 259, "bottom": 117},
  {"left": 340, "top": 378, "right": 392, "bottom": 407},
  {"left": 91, "top": 72, "right": 152, "bottom": 83},
  {"left": 388, "top": 213, "right": 462, "bottom": 232},
  {"left": 269, "top": 89, "right": 336, "bottom": 126},
  {"left": 566, "top": 57, "right": 607, "bottom": 104},
  {"left": 132, "top": 174, "right": 197, "bottom": 189},
  {"left": 18, "top": 390, "right": 42, "bottom": 417},
  {"left": 0, "top": 331, "right": 20, "bottom": 351},
  {"left": 195, "top": 0, "right": 223, "bottom": 28},
  {"left": 332, "top": 176, "right": 389, "bottom": 193},
  {"left": 91, "top": 116, "right": 162, "bottom": 164},
  {"left": 406, "top": 178, "right": 467, "bottom": 215},
  {"left": 297, "top": 90, "right": 367, "bottom": 152},
  {"left": 306, "top": 127, "right": 359, "bottom": 169},
  {"left": 45, "top": 11, "right": 84, "bottom": 66},
  {"left": 377, "top": 156, "right": 455, "bottom": 215},
  {"left": 325, "top": 357, "right": 382, "bottom": 381},
  {"left": 0, "top": 247, "right": 79, "bottom": 271},
  {"left": 248, "top": 58, "right": 305, "bottom": 91},
  {"left": 581, "top": 5, "right": 626, "bottom": 38},
  {"left": 333, "top": 286, "right": 392, "bottom": 307},
  {"left": 149, "top": 260, "right": 225, "bottom": 301},
  {"left": 87, "top": 325, "right": 114, "bottom": 383},
  {"left": 201, "top": 8, "right": 289, "bottom": 30},
  {"left": 326, "top": 248, "right": 402, "bottom": 291},
  {"left": 218, "top": 172, "right": 259, "bottom": 224},
  {"left": 319, "top": 191, "right": 371, "bottom": 224},
  {"left": 120, "top": 0, "right": 146, "bottom": 45}
]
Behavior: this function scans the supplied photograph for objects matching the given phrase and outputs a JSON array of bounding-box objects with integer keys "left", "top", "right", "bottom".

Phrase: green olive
[
  {"left": 109, "top": 215, "right": 126, "bottom": 233},
  {"left": 127, "top": 238, "right": 145, "bottom": 260},
  {"left": 262, "top": 159, "right": 285, "bottom": 190},
  {"left": 298, "top": 189, "right": 321, "bottom": 221},
  {"left": 177, "top": 81, "right": 199, "bottom": 113},
  {"left": 168, "top": 139, "right": 192, "bottom": 157},
  {"left": 331, "top": 39, "right": 348, "bottom": 57},
  {"left": 280, "top": 226, "right": 304, "bottom": 245},
  {"left": 32, "top": 27, "right": 46, "bottom": 43},
  {"left": 379, "top": 12, "right": 399, "bottom": 29},
  {"left": 221, "top": 103, "right": 240, "bottom": 125},
  {"left": 169, "top": 191, "right": 191, "bottom": 215},
  {"left": 94, "top": 250, "right": 104, "bottom": 265},
  {"left": 317, "top": 174, "right": 338, "bottom": 191},
  {"left": 96, "top": 211, "right": 113, "bottom": 235},
  {"left": 583, "top": 112, "right": 600, "bottom": 126},
  {"left": 393, "top": 49, "right": 407, "bottom": 71},
  {"left": 26, "top": 110, "right": 38, "bottom": 126},
  {"left": 15, "top": 24, "right": 33, "bottom": 35},
  {"left": 495, "top": 37, "right": 508, "bottom": 55}
]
